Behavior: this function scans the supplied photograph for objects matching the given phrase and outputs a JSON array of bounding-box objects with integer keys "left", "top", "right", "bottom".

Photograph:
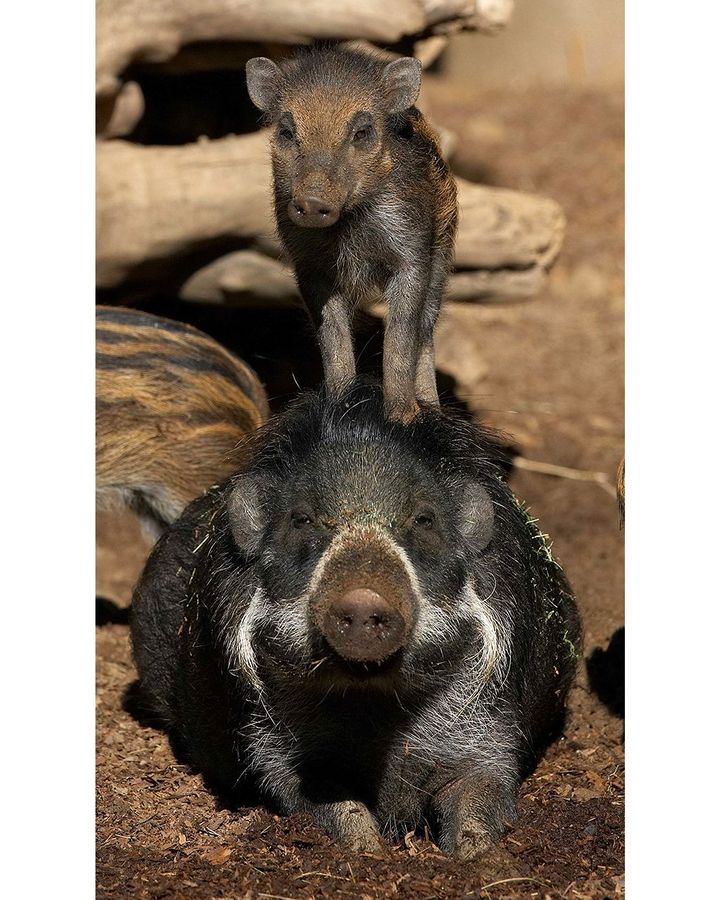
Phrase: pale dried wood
[
  {"left": 97, "top": 130, "right": 564, "bottom": 298},
  {"left": 179, "top": 250, "right": 550, "bottom": 307},
  {"left": 96, "top": 132, "right": 276, "bottom": 288},
  {"left": 98, "top": 81, "right": 145, "bottom": 139},
  {"left": 454, "top": 180, "right": 565, "bottom": 272},
  {"left": 97, "top": 0, "right": 512, "bottom": 98},
  {"left": 180, "top": 250, "right": 301, "bottom": 307}
]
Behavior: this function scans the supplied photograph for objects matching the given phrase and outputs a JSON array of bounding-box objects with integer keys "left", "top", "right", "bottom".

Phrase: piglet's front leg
[
  {"left": 297, "top": 272, "right": 356, "bottom": 397},
  {"left": 382, "top": 267, "right": 429, "bottom": 423},
  {"left": 432, "top": 770, "right": 519, "bottom": 861}
]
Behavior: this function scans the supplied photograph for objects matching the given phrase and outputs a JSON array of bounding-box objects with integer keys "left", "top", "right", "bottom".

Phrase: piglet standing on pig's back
[
  {"left": 245, "top": 48, "right": 457, "bottom": 423},
  {"left": 131, "top": 383, "right": 581, "bottom": 860}
]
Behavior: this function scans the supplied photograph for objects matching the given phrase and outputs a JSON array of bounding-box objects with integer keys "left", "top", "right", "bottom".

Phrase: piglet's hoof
[{"left": 385, "top": 398, "right": 421, "bottom": 424}]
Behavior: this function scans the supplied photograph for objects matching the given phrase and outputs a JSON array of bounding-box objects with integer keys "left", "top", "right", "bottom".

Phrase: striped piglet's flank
[{"left": 96, "top": 306, "right": 269, "bottom": 537}]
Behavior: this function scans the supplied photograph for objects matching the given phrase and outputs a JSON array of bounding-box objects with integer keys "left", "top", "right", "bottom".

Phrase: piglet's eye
[
  {"left": 414, "top": 513, "right": 434, "bottom": 530},
  {"left": 352, "top": 127, "right": 369, "bottom": 143},
  {"left": 278, "top": 127, "right": 294, "bottom": 141}
]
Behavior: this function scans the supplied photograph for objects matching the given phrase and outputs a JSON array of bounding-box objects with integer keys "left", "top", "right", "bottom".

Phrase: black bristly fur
[{"left": 131, "top": 381, "right": 581, "bottom": 859}]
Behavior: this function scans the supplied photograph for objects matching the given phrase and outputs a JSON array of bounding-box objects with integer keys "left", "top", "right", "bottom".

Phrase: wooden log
[
  {"left": 179, "top": 248, "right": 551, "bottom": 308},
  {"left": 97, "top": 130, "right": 564, "bottom": 300},
  {"left": 454, "top": 180, "right": 564, "bottom": 273},
  {"left": 180, "top": 250, "right": 301, "bottom": 308},
  {"left": 97, "top": 80, "right": 145, "bottom": 139},
  {"left": 451, "top": 0, "right": 515, "bottom": 35},
  {"left": 97, "top": 0, "right": 513, "bottom": 98},
  {"left": 96, "top": 132, "right": 277, "bottom": 289}
]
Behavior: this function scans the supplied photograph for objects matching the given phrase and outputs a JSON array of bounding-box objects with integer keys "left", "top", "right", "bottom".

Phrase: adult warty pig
[
  {"left": 245, "top": 48, "right": 457, "bottom": 422},
  {"left": 131, "top": 384, "right": 581, "bottom": 859}
]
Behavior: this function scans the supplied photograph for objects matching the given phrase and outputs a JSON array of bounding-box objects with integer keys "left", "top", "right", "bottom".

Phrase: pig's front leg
[
  {"left": 382, "top": 266, "right": 429, "bottom": 422},
  {"left": 273, "top": 780, "right": 384, "bottom": 853},
  {"left": 297, "top": 271, "right": 355, "bottom": 396},
  {"left": 432, "top": 769, "right": 519, "bottom": 861},
  {"left": 304, "top": 797, "right": 385, "bottom": 854}
]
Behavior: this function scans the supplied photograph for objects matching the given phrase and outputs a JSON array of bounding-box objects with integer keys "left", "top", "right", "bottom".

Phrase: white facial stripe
[
  {"left": 230, "top": 586, "right": 313, "bottom": 692},
  {"left": 270, "top": 598, "right": 310, "bottom": 652},
  {"left": 413, "top": 601, "right": 457, "bottom": 648},
  {"left": 459, "top": 579, "right": 513, "bottom": 688},
  {"left": 230, "top": 530, "right": 512, "bottom": 694},
  {"left": 232, "top": 587, "right": 266, "bottom": 692}
]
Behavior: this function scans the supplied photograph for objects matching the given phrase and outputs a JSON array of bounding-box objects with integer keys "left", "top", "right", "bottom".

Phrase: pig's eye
[
  {"left": 349, "top": 112, "right": 375, "bottom": 146},
  {"left": 278, "top": 126, "right": 294, "bottom": 142},
  {"left": 353, "top": 126, "right": 373, "bottom": 144},
  {"left": 291, "top": 509, "right": 315, "bottom": 528},
  {"left": 352, "top": 126, "right": 373, "bottom": 145},
  {"left": 414, "top": 513, "right": 434, "bottom": 530}
]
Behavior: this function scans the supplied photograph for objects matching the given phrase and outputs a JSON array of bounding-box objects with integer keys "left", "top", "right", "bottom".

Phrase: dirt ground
[{"left": 97, "top": 83, "right": 624, "bottom": 898}]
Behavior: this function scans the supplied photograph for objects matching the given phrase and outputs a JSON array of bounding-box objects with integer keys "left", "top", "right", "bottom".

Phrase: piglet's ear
[
  {"left": 246, "top": 57, "right": 283, "bottom": 112},
  {"left": 228, "top": 474, "right": 267, "bottom": 555},
  {"left": 381, "top": 57, "right": 422, "bottom": 114},
  {"left": 458, "top": 481, "right": 495, "bottom": 550}
]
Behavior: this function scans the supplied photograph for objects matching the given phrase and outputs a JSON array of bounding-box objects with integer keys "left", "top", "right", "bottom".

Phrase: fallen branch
[{"left": 513, "top": 456, "right": 616, "bottom": 496}]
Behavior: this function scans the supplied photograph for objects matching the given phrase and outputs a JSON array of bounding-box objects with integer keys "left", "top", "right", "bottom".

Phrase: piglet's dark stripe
[
  {"left": 96, "top": 349, "right": 248, "bottom": 387},
  {"left": 96, "top": 305, "right": 268, "bottom": 537},
  {"left": 97, "top": 306, "right": 202, "bottom": 339}
]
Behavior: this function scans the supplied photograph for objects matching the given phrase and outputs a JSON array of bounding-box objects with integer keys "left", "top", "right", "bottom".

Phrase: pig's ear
[
  {"left": 246, "top": 57, "right": 283, "bottom": 112},
  {"left": 458, "top": 481, "right": 495, "bottom": 550},
  {"left": 381, "top": 57, "right": 422, "bottom": 113},
  {"left": 228, "top": 474, "right": 267, "bottom": 555}
]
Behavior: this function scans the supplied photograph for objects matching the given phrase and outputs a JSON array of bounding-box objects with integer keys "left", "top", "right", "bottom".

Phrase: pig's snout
[
  {"left": 288, "top": 194, "right": 340, "bottom": 228},
  {"left": 322, "top": 588, "right": 407, "bottom": 663},
  {"left": 310, "top": 528, "right": 416, "bottom": 668}
]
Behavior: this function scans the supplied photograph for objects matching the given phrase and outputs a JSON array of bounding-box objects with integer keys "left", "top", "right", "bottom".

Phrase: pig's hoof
[
  {"left": 343, "top": 829, "right": 385, "bottom": 855},
  {"left": 449, "top": 817, "right": 494, "bottom": 861},
  {"left": 330, "top": 801, "right": 384, "bottom": 855}
]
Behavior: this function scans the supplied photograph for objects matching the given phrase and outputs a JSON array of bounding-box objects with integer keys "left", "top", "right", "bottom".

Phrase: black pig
[
  {"left": 131, "top": 383, "right": 581, "bottom": 859},
  {"left": 245, "top": 48, "right": 457, "bottom": 422}
]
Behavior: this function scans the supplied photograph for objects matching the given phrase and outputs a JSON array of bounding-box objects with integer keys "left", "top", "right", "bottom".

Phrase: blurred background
[
  {"left": 446, "top": 0, "right": 623, "bottom": 86},
  {"left": 96, "top": 1, "right": 625, "bottom": 896}
]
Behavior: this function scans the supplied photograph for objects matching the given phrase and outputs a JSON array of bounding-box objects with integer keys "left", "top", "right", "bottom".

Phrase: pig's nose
[
  {"left": 288, "top": 195, "right": 340, "bottom": 228},
  {"left": 322, "top": 588, "right": 406, "bottom": 663}
]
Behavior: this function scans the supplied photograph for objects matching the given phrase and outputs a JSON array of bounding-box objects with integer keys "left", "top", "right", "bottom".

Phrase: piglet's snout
[
  {"left": 323, "top": 588, "right": 406, "bottom": 663},
  {"left": 288, "top": 195, "right": 339, "bottom": 228}
]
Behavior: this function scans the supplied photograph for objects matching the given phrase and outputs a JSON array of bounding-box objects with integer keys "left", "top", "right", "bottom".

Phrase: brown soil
[{"left": 97, "top": 84, "right": 624, "bottom": 898}]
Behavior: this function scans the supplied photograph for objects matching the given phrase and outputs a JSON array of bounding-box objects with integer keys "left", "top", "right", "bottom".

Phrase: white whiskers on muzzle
[
  {"left": 411, "top": 577, "right": 512, "bottom": 688},
  {"left": 459, "top": 578, "right": 513, "bottom": 689},
  {"left": 229, "top": 587, "right": 266, "bottom": 692},
  {"left": 228, "top": 587, "right": 313, "bottom": 693}
]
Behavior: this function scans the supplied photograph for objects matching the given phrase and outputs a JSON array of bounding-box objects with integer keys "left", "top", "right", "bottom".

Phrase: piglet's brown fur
[
  {"left": 246, "top": 47, "right": 457, "bottom": 422},
  {"left": 96, "top": 306, "right": 268, "bottom": 537}
]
